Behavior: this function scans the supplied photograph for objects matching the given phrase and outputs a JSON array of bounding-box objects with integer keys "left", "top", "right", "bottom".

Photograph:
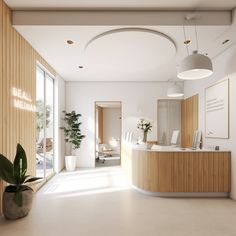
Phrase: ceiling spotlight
[
  {"left": 78, "top": 66, "right": 83, "bottom": 69},
  {"left": 67, "top": 40, "right": 74, "bottom": 45},
  {"left": 222, "top": 39, "right": 230, "bottom": 45},
  {"left": 167, "top": 82, "right": 184, "bottom": 98}
]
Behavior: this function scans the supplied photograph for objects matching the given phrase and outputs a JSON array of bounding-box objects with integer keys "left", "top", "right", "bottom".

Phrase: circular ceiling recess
[{"left": 84, "top": 28, "right": 176, "bottom": 76}]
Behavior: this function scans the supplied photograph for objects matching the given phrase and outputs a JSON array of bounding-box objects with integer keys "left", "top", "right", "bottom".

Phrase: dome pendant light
[
  {"left": 167, "top": 81, "right": 184, "bottom": 98},
  {"left": 177, "top": 19, "right": 213, "bottom": 80},
  {"left": 178, "top": 50, "right": 213, "bottom": 80}
]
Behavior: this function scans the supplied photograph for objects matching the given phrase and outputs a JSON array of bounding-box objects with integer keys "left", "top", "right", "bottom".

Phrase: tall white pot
[{"left": 65, "top": 156, "right": 77, "bottom": 171}]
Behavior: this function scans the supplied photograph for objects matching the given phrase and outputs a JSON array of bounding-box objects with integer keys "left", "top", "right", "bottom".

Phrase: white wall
[
  {"left": 184, "top": 43, "right": 236, "bottom": 199},
  {"left": 103, "top": 107, "right": 121, "bottom": 144},
  {"left": 54, "top": 74, "right": 66, "bottom": 173},
  {"left": 66, "top": 82, "right": 175, "bottom": 168}
]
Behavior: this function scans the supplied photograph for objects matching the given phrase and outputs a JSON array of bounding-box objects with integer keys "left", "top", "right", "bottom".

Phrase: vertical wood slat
[
  {"left": 97, "top": 106, "right": 103, "bottom": 143},
  {"left": 223, "top": 152, "right": 231, "bottom": 192},
  {"left": 0, "top": 0, "right": 3, "bottom": 214},
  {"left": 0, "top": 0, "right": 56, "bottom": 214},
  {"left": 158, "top": 152, "right": 173, "bottom": 192},
  {"left": 181, "top": 94, "right": 199, "bottom": 148}
]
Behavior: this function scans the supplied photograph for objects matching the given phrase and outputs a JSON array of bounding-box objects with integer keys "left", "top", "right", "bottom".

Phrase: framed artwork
[{"left": 205, "top": 79, "right": 229, "bottom": 139}]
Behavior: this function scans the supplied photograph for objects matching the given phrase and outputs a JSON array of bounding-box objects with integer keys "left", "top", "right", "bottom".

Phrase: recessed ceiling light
[
  {"left": 184, "top": 40, "right": 191, "bottom": 45},
  {"left": 205, "top": 53, "right": 209, "bottom": 56},
  {"left": 78, "top": 66, "right": 83, "bottom": 69},
  {"left": 67, "top": 40, "right": 74, "bottom": 45},
  {"left": 222, "top": 39, "right": 230, "bottom": 45}
]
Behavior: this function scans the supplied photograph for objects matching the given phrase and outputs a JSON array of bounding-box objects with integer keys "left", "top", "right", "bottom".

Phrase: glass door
[
  {"left": 36, "top": 65, "right": 54, "bottom": 178},
  {"left": 36, "top": 67, "right": 45, "bottom": 178},
  {"left": 45, "top": 74, "right": 54, "bottom": 176}
]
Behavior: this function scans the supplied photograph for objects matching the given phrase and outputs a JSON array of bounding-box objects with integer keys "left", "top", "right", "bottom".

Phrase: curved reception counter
[{"left": 130, "top": 146, "right": 231, "bottom": 196}]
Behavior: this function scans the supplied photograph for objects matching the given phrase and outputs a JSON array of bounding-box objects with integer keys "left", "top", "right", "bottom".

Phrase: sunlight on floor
[{"left": 40, "top": 166, "right": 131, "bottom": 198}]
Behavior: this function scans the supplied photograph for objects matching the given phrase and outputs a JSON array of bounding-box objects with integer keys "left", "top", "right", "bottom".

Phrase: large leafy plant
[
  {"left": 62, "top": 111, "right": 86, "bottom": 152},
  {"left": 0, "top": 144, "right": 41, "bottom": 206}
]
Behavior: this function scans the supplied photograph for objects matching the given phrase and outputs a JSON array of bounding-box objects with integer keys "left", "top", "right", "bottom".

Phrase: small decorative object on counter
[
  {"left": 199, "top": 133, "right": 203, "bottom": 149},
  {"left": 137, "top": 118, "right": 152, "bottom": 143}
]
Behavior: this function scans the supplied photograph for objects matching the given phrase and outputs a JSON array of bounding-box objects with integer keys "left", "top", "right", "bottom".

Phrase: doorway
[{"left": 95, "top": 101, "right": 122, "bottom": 167}]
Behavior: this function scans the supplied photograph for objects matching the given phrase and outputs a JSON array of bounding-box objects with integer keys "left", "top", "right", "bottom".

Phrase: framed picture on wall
[{"left": 205, "top": 79, "right": 229, "bottom": 139}]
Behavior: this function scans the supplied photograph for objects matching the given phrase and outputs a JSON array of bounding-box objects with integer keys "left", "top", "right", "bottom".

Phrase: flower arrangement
[{"left": 137, "top": 118, "right": 152, "bottom": 143}]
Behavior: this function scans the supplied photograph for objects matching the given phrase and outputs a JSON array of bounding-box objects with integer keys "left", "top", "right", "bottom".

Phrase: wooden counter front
[{"left": 132, "top": 150, "right": 231, "bottom": 193}]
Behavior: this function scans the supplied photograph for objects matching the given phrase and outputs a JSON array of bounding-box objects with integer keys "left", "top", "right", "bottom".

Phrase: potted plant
[
  {"left": 61, "top": 111, "right": 86, "bottom": 171},
  {"left": 0, "top": 144, "right": 41, "bottom": 220}
]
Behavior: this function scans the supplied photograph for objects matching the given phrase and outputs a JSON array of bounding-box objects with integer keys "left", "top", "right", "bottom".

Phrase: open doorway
[{"left": 95, "top": 101, "right": 122, "bottom": 167}]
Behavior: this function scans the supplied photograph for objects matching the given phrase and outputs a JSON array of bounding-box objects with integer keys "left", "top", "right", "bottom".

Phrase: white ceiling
[
  {"left": 14, "top": 23, "right": 236, "bottom": 81},
  {"left": 4, "top": 0, "right": 236, "bottom": 10},
  {"left": 8, "top": 0, "right": 236, "bottom": 82}
]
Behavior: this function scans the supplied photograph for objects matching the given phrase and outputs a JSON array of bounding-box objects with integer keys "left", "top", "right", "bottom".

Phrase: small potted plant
[
  {"left": 61, "top": 111, "right": 86, "bottom": 171},
  {"left": 0, "top": 144, "right": 42, "bottom": 220}
]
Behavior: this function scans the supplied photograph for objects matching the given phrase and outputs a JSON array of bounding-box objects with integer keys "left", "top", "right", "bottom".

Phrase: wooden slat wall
[
  {"left": 181, "top": 94, "right": 199, "bottom": 148},
  {"left": 132, "top": 150, "right": 231, "bottom": 193},
  {"left": 0, "top": 0, "right": 3, "bottom": 215},
  {"left": 0, "top": 0, "right": 56, "bottom": 214}
]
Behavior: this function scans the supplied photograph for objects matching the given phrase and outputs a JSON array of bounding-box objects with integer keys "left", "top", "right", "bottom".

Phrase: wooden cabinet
[{"left": 132, "top": 150, "right": 231, "bottom": 193}]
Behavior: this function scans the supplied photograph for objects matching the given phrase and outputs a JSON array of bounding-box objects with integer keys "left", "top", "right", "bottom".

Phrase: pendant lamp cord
[
  {"left": 183, "top": 24, "right": 189, "bottom": 56},
  {"left": 194, "top": 22, "right": 199, "bottom": 52}
]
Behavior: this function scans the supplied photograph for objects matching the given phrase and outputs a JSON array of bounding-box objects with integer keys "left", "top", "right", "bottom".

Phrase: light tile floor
[{"left": 1, "top": 166, "right": 236, "bottom": 236}]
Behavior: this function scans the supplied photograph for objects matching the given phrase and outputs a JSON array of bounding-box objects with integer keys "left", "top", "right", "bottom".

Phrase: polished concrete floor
[{"left": 1, "top": 166, "right": 236, "bottom": 236}]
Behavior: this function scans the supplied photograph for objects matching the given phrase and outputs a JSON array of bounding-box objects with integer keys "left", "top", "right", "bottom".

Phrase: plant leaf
[
  {"left": 19, "top": 185, "right": 33, "bottom": 192},
  {"left": 21, "top": 174, "right": 31, "bottom": 183},
  {"left": 24, "top": 177, "right": 42, "bottom": 183},
  {"left": 13, "top": 144, "right": 27, "bottom": 184},
  {"left": 0, "top": 154, "right": 16, "bottom": 184},
  {"left": 5, "top": 185, "right": 17, "bottom": 192}
]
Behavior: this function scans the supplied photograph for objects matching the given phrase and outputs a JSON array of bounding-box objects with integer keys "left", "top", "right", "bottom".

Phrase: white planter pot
[{"left": 65, "top": 156, "right": 77, "bottom": 171}]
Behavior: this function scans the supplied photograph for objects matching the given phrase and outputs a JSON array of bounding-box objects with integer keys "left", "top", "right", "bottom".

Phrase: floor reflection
[{"left": 40, "top": 166, "right": 130, "bottom": 198}]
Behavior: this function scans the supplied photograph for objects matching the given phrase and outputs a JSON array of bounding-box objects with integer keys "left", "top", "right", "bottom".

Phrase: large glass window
[{"left": 36, "top": 66, "right": 54, "bottom": 178}]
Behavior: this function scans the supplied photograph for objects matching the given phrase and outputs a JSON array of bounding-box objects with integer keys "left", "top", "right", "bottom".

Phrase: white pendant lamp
[
  {"left": 177, "top": 19, "right": 213, "bottom": 80},
  {"left": 178, "top": 50, "right": 213, "bottom": 80},
  {"left": 167, "top": 82, "right": 184, "bottom": 98}
]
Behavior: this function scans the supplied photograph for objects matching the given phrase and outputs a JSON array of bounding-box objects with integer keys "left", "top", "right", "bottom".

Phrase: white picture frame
[{"left": 205, "top": 79, "right": 229, "bottom": 139}]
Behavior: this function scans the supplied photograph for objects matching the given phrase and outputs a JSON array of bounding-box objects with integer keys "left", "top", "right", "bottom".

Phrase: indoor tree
[{"left": 61, "top": 110, "right": 86, "bottom": 154}]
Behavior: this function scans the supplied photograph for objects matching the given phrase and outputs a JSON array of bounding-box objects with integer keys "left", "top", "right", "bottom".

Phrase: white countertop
[{"left": 132, "top": 144, "right": 230, "bottom": 153}]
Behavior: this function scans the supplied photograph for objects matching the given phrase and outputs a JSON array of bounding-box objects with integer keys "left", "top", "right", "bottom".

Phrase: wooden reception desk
[{"left": 131, "top": 146, "right": 231, "bottom": 194}]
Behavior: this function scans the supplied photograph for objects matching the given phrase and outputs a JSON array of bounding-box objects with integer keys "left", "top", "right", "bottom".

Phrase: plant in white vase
[
  {"left": 61, "top": 111, "right": 86, "bottom": 171},
  {"left": 137, "top": 118, "right": 152, "bottom": 143}
]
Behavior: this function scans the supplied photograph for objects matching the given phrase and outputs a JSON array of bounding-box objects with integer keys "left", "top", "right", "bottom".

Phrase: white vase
[{"left": 65, "top": 156, "right": 77, "bottom": 171}]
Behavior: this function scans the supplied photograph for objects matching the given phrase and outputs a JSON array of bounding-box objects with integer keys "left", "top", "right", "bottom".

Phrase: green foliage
[
  {"left": 61, "top": 111, "right": 86, "bottom": 150},
  {"left": 0, "top": 144, "right": 42, "bottom": 206},
  {"left": 36, "top": 100, "right": 51, "bottom": 141}
]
